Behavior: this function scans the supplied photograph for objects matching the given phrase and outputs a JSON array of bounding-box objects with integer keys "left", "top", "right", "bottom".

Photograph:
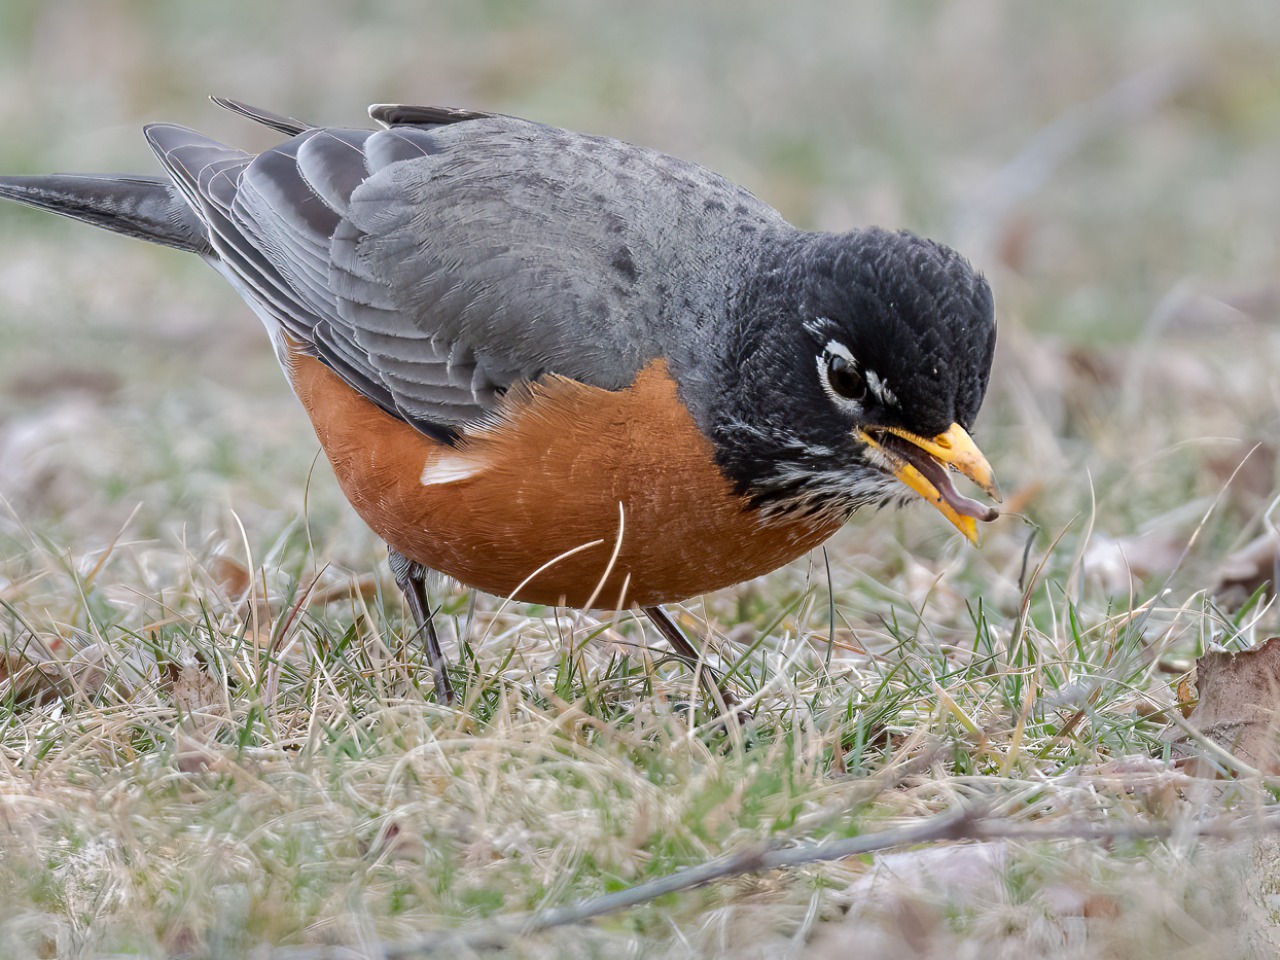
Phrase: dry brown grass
[{"left": 2, "top": 2, "right": 1280, "bottom": 957}]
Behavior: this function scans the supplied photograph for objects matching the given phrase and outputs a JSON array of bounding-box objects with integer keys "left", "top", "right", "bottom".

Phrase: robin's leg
[
  {"left": 641, "top": 605, "right": 738, "bottom": 708},
  {"left": 388, "top": 548, "right": 454, "bottom": 704}
]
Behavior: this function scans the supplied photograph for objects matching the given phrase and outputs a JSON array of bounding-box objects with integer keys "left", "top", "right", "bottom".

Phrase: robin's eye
[{"left": 825, "top": 353, "right": 867, "bottom": 403}]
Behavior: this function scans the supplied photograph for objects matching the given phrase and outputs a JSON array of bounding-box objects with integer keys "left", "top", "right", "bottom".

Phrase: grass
[
  {"left": 3, "top": 1, "right": 1280, "bottom": 957},
  {"left": 0, "top": 463, "right": 1269, "bottom": 955}
]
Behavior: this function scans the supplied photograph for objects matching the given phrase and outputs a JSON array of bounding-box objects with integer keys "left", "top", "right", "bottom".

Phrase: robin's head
[{"left": 714, "top": 228, "right": 1001, "bottom": 540}]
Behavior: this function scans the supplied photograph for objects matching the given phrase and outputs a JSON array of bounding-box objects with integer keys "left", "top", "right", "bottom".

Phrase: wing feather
[{"left": 143, "top": 106, "right": 785, "bottom": 439}]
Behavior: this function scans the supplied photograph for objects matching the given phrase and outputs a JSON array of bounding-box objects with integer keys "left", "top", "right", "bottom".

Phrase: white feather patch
[
  {"left": 421, "top": 451, "right": 483, "bottom": 485},
  {"left": 865, "top": 369, "right": 899, "bottom": 407}
]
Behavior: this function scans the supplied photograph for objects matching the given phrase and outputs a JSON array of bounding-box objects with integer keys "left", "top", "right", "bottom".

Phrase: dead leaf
[
  {"left": 207, "top": 556, "right": 277, "bottom": 628},
  {"left": 209, "top": 555, "right": 252, "bottom": 601},
  {"left": 1082, "top": 532, "right": 1185, "bottom": 596},
  {"left": 168, "top": 658, "right": 227, "bottom": 748},
  {"left": 1081, "top": 892, "right": 1123, "bottom": 920},
  {"left": 170, "top": 659, "right": 229, "bottom": 773},
  {"left": 1203, "top": 439, "right": 1275, "bottom": 515},
  {"left": 1180, "top": 637, "right": 1280, "bottom": 776},
  {"left": 1213, "top": 533, "right": 1280, "bottom": 606},
  {"left": 1163, "top": 283, "right": 1280, "bottom": 334},
  {"left": 1219, "top": 283, "right": 1280, "bottom": 324},
  {"left": 3, "top": 364, "right": 120, "bottom": 400},
  {"left": 0, "top": 639, "right": 113, "bottom": 705},
  {"left": 813, "top": 843, "right": 1007, "bottom": 960},
  {"left": 208, "top": 559, "right": 376, "bottom": 627},
  {"left": 1176, "top": 676, "right": 1197, "bottom": 718},
  {"left": 0, "top": 652, "right": 63, "bottom": 705},
  {"left": 309, "top": 573, "right": 379, "bottom": 606}
]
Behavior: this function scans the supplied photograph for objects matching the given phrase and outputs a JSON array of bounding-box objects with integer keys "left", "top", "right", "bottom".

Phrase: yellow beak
[{"left": 857, "top": 422, "right": 1001, "bottom": 544}]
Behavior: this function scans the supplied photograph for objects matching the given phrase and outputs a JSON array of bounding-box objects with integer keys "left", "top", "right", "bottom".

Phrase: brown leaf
[
  {"left": 0, "top": 640, "right": 112, "bottom": 705},
  {"left": 1082, "top": 532, "right": 1185, "bottom": 595},
  {"left": 0, "top": 653, "right": 64, "bottom": 705},
  {"left": 1181, "top": 637, "right": 1280, "bottom": 776},
  {"left": 209, "top": 555, "right": 252, "bottom": 600},
  {"left": 170, "top": 659, "right": 227, "bottom": 747},
  {"left": 208, "top": 556, "right": 276, "bottom": 627},
  {"left": 1163, "top": 284, "right": 1280, "bottom": 334},
  {"left": 1213, "top": 533, "right": 1280, "bottom": 606},
  {"left": 4, "top": 364, "right": 121, "bottom": 400},
  {"left": 1176, "top": 676, "right": 1197, "bottom": 719},
  {"left": 813, "top": 843, "right": 1007, "bottom": 959},
  {"left": 308, "top": 573, "right": 380, "bottom": 606},
  {"left": 1082, "top": 892, "right": 1123, "bottom": 920},
  {"left": 1203, "top": 439, "right": 1276, "bottom": 512}
]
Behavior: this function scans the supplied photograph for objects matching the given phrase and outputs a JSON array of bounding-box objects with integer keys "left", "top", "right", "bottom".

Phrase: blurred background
[
  {"left": 3, "top": 8, "right": 1279, "bottom": 952},
  {"left": 0, "top": 0, "right": 1277, "bottom": 618}
]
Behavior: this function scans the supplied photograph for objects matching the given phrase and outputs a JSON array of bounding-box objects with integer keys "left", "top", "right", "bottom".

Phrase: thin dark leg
[
  {"left": 641, "top": 605, "right": 737, "bottom": 707},
  {"left": 389, "top": 548, "right": 454, "bottom": 704}
]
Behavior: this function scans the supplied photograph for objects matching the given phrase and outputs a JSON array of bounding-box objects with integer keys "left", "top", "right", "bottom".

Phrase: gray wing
[{"left": 145, "top": 107, "right": 785, "bottom": 438}]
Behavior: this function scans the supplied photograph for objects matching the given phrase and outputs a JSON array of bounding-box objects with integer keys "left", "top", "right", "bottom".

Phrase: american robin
[{"left": 0, "top": 98, "right": 1000, "bottom": 703}]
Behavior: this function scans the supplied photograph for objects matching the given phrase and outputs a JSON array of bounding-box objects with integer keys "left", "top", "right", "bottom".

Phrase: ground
[{"left": 1, "top": 2, "right": 1279, "bottom": 957}]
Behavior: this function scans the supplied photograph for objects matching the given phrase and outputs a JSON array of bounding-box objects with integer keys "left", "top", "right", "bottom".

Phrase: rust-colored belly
[{"left": 286, "top": 351, "right": 842, "bottom": 608}]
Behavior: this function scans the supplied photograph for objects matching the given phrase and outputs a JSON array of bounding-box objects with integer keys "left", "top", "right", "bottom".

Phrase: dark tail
[{"left": 0, "top": 174, "right": 211, "bottom": 255}]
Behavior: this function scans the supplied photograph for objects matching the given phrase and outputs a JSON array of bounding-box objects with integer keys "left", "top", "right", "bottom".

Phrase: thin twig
[{"left": 269, "top": 804, "right": 1280, "bottom": 959}]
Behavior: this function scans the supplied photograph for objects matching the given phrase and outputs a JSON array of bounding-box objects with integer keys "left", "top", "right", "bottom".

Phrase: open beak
[{"left": 857, "top": 422, "right": 1001, "bottom": 544}]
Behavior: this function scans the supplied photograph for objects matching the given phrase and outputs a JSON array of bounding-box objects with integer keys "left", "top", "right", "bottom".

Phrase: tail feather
[
  {"left": 0, "top": 173, "right": 211, "bottom": 255},
  {"left": 209, "top": 96, "right": 311, "bottom": 136}
]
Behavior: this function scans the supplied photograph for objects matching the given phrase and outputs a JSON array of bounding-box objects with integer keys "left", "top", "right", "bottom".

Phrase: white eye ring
[
  {"left": 823, "top": 340, "right": 856, "bottom": 366},
  {"left": 816, "top": 339, "right": 898, "bottom": 408},
  {"left": 817, "top": 340, "right": 867, "bottom": 406}
]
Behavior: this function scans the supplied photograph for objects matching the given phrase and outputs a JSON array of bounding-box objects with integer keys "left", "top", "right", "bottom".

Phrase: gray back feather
[{"left": 146, "top": 108, "right": 787, "bottom": 435}]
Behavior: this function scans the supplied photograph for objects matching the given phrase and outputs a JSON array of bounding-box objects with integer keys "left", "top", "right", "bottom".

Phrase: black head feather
[{"left": 710, "top": 227, "right": 996, "bottom": 518}]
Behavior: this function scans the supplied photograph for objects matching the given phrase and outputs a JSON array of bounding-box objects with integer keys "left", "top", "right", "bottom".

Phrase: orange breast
[{"left": 286, "top": 350, "right": 843, "bottom": 608}]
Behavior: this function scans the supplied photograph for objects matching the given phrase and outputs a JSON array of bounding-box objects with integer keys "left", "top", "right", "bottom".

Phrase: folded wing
[{"left": 146, "top": 106, "right": 784, "bottom": 440}]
